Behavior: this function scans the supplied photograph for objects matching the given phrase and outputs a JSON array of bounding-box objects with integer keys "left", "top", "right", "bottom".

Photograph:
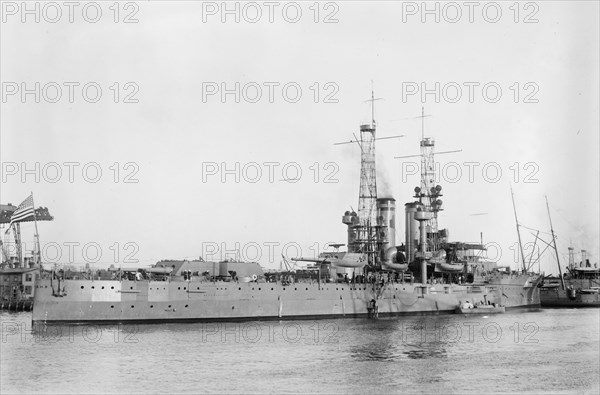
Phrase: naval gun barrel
[{"left": 291, "top": 257, "right": 327, "bottom": 263}]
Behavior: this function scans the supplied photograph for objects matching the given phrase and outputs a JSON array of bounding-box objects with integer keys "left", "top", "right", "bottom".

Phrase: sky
[{"left": 1, "top": 1, "right": 599, "bottom": 275}]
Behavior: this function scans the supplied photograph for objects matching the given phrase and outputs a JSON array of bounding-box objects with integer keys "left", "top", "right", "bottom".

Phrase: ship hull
[
  {"left": 540, "top": 278, "right": 600, "bottom": 308},
  {"left": 540, "top": 289, "right": 600, "bottom": 307},
  {"left": 32, "top": 276, "right": 541, "bottom": 324}
]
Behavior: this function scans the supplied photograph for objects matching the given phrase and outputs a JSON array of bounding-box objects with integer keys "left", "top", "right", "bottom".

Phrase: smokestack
[
  {"left": 415, "top": 209, "right": 432, "bottom": 285},
  {"left": 568, "top": 247, "right": 574, "bottom": 270},
  {"left": 405, "top": 201, "right": 423, "bottom": 263},
  {"left": 377, "top": 198, "right": 396, "bottom": 253}
]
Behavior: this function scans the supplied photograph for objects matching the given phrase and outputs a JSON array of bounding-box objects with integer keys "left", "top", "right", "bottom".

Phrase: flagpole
[
  {"left": 14, "top": 224, "right": 22, "bottom": 267},
  {"left": 30, "top": 193, "right": 41, "bottom": 267}
]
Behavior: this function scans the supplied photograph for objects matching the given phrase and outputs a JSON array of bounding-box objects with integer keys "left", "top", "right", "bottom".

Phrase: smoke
[
  {"left": 377, "top": 166, "right": 393, "bottom": 198},
  {"left": 375, "top": 133, "right": 399, "bottom": 200},
  {"left": 554, "top": 207, "right": 600, "bottom": 264}
]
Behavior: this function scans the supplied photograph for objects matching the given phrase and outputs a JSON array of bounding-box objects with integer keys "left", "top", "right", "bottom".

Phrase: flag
[{"left": 9, "top": 194, "right": 35, "bottom": 227}]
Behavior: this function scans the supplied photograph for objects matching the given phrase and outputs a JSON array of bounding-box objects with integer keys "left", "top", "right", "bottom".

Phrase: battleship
[{"left": 31, "top": 100, "right": 542, "bottom": 324}]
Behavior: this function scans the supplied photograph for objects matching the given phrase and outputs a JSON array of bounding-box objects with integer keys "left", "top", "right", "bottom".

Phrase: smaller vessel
[
  {"left": 455, "top": 302, "right": 505, "bottom": 314},
  {"left": 540, "top": 248, "right": 599, "bottom": 307},
  {"left": 539, "top": 197, "right": 599, "bottom": 308},
  {"left": 0, "top": 196, "right": 53, "bottom": 311}
]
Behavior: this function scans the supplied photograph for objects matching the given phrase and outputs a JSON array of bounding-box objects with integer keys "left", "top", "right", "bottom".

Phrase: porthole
[
  {"left": 111, "top": 286, "right": 114, "bottom": 289},
  {"left": 91, "top": 286, "right": 95, "bottom": 289},
  {"left": 80, "top": 286, "right": 84, "bottom": 289},
  {"left": 168, "top": 305, "right": 172, "bottom": 308},
  {"left": 185, "top": 304, "right": 189, "bottom": 308},
  {"left": 239, "top": 287, "right": 241, "bottom": 290},
  {"left": 102, "top": 286, "right": 105, "bottom": 289},
  {"left": 150, "top": 305, "right": 154, "bottom": 308},
  {"left": 131, "top": 305, "right": 134, "bottom": 308},
  {"left": 178, "top": 287, "right": 181, "bottom": 290},
  {"left": 110, "top": 305, "right": 114, "bottom": 308}
]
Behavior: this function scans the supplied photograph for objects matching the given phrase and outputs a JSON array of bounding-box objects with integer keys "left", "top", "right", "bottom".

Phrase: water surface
[{"left": 1, "top": 309, "right": 598, "bottom": 394}]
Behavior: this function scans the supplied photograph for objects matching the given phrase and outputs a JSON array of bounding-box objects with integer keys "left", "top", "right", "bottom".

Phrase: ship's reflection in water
[
  {"left": 348, "top": 317, "right": 449, "bottom": 362},
  {"left": 402, "top": 345, "right": 447, "bottom": 360}
]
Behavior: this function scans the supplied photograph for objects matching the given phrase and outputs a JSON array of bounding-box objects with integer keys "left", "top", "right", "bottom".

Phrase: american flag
[{"left": 9, "top": 194, "right": 35, "bottom": 226}]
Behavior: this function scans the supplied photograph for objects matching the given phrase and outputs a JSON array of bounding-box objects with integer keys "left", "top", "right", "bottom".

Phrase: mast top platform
[
  {"left": 420, "top": 137, "right": 435, "bottom": 147},
  {"left": 360, "top": 124, "right": 376, "bottom": 132}
]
